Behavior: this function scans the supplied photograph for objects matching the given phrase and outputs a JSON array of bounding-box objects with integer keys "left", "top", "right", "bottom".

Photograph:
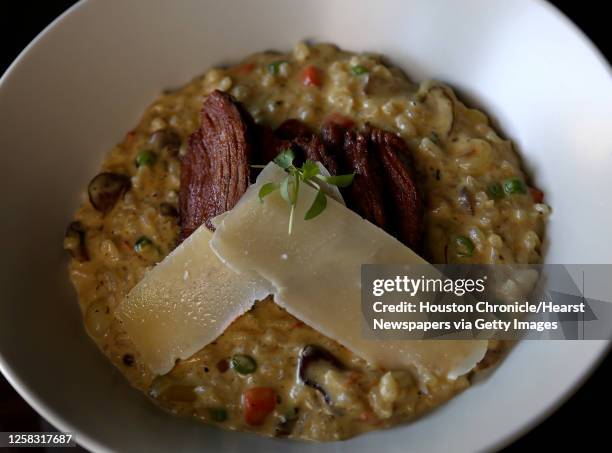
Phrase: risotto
[{"left": 64, "top": 42, "right": 549, "bottom": 441}]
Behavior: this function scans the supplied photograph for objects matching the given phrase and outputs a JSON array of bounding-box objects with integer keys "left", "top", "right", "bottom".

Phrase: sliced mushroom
[
  {"left": 149, "top": 128, "right": 182, "bottom": 156},
  {"left": 148, "top": 376, "right": 197, "bottom": 402},
  {"left": 64, "top": 221, "right": 89, "bottom": 262},
  {"left": 297, "top": 345, "right": 345, "bottom": 404},
  {"left": 423, "top": 86, "right": 454, "bottom": 139},
  {"left": 364, "top": 75, "right": 406, "bottom": 97},
  {"left": 88, "top": 172, "right": 131, "bottom": 214}
]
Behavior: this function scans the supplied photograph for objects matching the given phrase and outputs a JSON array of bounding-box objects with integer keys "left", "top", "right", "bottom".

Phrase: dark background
[{"left": 0, "top": 1, "right": 609, "bottom": 451}]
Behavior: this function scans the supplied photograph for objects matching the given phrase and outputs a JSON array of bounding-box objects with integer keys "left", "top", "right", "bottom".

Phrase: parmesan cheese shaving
[
  {"left": 210, "top": 163, "right": 487, "bottom": 380},
  {"left": 116, "top": 228, "right": 271, "bottom": 375},
  {"left": 118, "top": 162, "right": 486, "bottom": 380}
]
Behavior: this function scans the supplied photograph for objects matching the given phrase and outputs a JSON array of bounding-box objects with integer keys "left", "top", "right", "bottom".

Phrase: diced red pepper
[
  {"left": 235, "top": 62, "right": 255, "bottom": 74},
  {"left": 292, "top": 320, "right": 305, "bottom": 329},
  {"left": 125, "top": 130, "right": 135, "bottom": 143},
  {"left": 301, "top": 65, "right": 322, "bottom": 87},
  {"left": 325, "top": 112, "right": 355, "bottom": 129},
  {"left": 243, "top": 387, "right": 276, "bottom": 425},
  {"left": 529, "top": 186, "right": 544, "bottom": 203}
]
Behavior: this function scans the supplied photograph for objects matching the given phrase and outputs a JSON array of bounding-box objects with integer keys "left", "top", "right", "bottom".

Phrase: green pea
[
  {"left": 134, "top": 236, "right": 153, "bottom": 253},
  {"left": 209, "top": 407, "right": 228, "bottom": 422},
  {"left": 503, "top": 178, "right": 526, "bottom": 195},
  {"left": 230, "top": 354, "right": 257, "bottom": 374},
  {"left": 135, "top": 150, "right": 157, "bottom": 167},
  {"left": 351, "top": 65, "right": 369, "bottom": 76},
  {"left": 267, "top": 60, "right": 288, "bottom": 75},
  {"left": 455, "top": 236, "right": 475, "bottom": 257},
  {"left": 487, "top": 182, "right": 504, "bottom": 200}
]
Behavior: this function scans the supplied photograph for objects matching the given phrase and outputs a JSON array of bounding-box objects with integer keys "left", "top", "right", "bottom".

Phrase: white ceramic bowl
[{"left": 0, "top": 0, "right": 610, "bottom": 451}]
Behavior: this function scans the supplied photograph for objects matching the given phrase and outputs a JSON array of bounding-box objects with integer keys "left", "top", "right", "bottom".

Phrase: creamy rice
[{"left": 65, "top": 42, "right": 548, "bottom": 441}]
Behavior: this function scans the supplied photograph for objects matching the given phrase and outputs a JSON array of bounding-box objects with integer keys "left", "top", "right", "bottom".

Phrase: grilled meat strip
[
  {"left": 370, "top": 127, "right": 423, "bottom": 249},
  {"left": 340, "top": 129, "right": 387, "bottom": 229},
  {"left": 320, "top": 120, "right": 423, "bottom": 249},
  {"left": 179, "top": 100, "right": 423, "bottom": 251},
  {"left": 253, "top": 125, "right": 291, "bottom": 165},
  {"left": 179, "top": 90, "right": 253, "bottom": 240},
  {"left": 255, "top": 120, "right": 339, "bottom": 174}
]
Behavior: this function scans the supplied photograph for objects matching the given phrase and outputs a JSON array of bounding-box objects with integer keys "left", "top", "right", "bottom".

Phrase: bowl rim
[
  {"left": 0, "top": 0, "right": 610, "bottom": 452},
  {"left": 0, "top": 3, "right": 112, "bottom": 450}
]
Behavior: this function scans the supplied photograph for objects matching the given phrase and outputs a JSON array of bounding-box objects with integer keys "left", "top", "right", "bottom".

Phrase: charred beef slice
[
  {"left": 253, "top": 119, "right": 311, "bottom": 166},
  {"left": 296, "top": 134, "right": 339, "bottom": 175},
  {"left": 336, "top": 127, "right": 387, "bottom": 230},
  {"left": 274, "top": 119, "right": 313, "bottom": 141},
  {"left": 321, "top": 120, "right": 423, "bottom": 249},
  {"left": 369, "top": 126, "right": 423, "bottom": 249},
  {"left": 180, "top": 96, "right": 423, "bottom": 250},
  {"left": 179, "top": 90, "right": 253, "bottom": 240},
  {"left": 256, "top": 119, "right": 339, "bottom": 174},
  {"left": 321, "top": 120, "right": 346, "bottom": 150},
  {"left": 253, "top": 125, "right": 292, "bottom": 165}
]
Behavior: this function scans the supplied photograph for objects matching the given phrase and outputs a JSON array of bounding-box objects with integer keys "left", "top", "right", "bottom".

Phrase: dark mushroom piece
[
  {"left": 275, "top": 408, "right": 299, "bottom": 437},
  {"left": 149, "top": 128, "right": 182, "bottom": 156},
  {"left": 64, "top": 221, "right": 89, "bottom": 262},
  {"left": 88, "top": 172, "right": 131, "bottom": 214},
  {"left": 457, "top": 187, "right": 475, "bottom": 215},
  {"left": 122, "top": 353, "right": 135, "bottom": 366},
  {"left": 159, "top": 202, "right": 178, "bottom": 217},
  {"left": 297, "top": 344, "right": 345, "bottom": 404}
]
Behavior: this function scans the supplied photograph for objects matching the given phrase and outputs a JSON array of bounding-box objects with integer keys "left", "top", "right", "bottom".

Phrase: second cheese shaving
[{"left": 211, "top": 163, "right": 487, "bottom": 380}]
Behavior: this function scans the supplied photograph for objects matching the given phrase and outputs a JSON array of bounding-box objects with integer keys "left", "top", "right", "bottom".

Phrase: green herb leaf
[
  {"left": 264, "top": 150, "right": 356, "bottom": 235},
  {"left": 317, "top": 173, "right": 355, "bottom": 188},
  {"left": 267, "top": 60, "right": 288, "bottom": 75},
  {"left": 304, "top": 189, "right": 327, "bottom": 220},
  {"left": 209, "top": 407, "right": 228, "bottom": 422},
  {"left": 135, "top": 150, "right": 157, "bottom": 167},
  {"left": 258, "top": 182, "right": 279, "bottom": 202},
  {"left": 134, "top": 236, "right": 153, "bottom": 253},
  {"left": 293, "top": 171, "right": 300, "bottom": 202},
  {"left": 503, "top": 178, "right": 527, "bottom": 195},
  {"left": 274, "top": 149, "right": 295, "bottom": 169},
  {"left": 351, "top": 65, "right": 368, "bottom": 76},
  {"left": 288, "top": 204, "right": 296, "bottom": 235},
  {"left": 288, "top": 172, "right": 300, "bottom": 234},
  {"left": 455, "top": 236, "right": 475, "bottom": 257},
  {"left": 301, "top": 160, "right": 320, "bottom": 180},
  {"left": 280, "top": 176, "right": 292, "bottom": 204},
  {"left": 230, "top": 354, "right": 257, "bottom": 374},
  {"left": 487, "top": 182, "right": 504, "bottom": 200}
]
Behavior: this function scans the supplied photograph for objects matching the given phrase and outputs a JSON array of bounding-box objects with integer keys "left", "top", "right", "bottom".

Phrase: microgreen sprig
[{"left": 258, "top": 149, "right": 355, "bottom": 234}]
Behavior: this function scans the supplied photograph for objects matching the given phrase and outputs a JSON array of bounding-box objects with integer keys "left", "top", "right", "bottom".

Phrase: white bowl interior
[{"left": 0, "top": 0, "right": 610, "bottom": 451}]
